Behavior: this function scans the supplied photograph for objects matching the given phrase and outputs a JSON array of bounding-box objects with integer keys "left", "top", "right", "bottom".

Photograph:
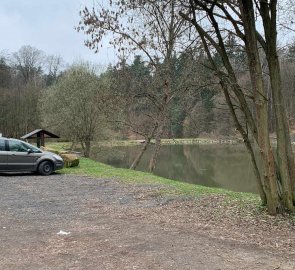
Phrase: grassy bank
[
  {"left": 48, "top": 141, "right": 259, "bottom": 207},
  {"left": 60, "top": 157, "right": 259, "bottom": 204}
]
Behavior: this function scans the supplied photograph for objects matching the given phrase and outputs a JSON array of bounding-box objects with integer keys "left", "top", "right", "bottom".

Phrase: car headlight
[{"left": 53, "top": 154, "right": 63, "bottom": 161}]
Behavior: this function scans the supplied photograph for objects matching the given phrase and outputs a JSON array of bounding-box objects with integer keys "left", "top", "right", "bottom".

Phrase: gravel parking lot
[{"left": 0, "top": 173, "right": 294, "bottom": 270}]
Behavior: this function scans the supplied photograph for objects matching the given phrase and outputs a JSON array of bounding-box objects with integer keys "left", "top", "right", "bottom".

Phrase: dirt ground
[{"left": 0, "top": 173, "right": 294, "bottom": 270}]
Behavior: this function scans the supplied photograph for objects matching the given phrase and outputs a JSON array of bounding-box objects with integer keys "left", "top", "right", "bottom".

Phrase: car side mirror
[{"left": 27, "top": 149, "right": 33, "bottom": 154}]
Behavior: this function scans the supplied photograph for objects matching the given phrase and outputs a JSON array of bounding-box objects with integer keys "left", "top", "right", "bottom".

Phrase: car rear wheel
[{"left": 38, "top": 161, "right": 53, "bottom": 176}]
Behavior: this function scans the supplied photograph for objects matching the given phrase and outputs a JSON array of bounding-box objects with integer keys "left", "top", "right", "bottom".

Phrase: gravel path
[{"left": 0, "top": 173, "right": 294, "bottom": 270}]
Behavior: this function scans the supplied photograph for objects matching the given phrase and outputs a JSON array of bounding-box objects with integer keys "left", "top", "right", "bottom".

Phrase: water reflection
[{"left": 91, "top": 144, "right": 257, "bottom": 193}]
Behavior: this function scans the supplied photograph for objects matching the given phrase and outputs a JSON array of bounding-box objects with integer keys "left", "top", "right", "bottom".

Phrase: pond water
[{"left": 90, "top": 144, "right": 258, "bottom": 194}]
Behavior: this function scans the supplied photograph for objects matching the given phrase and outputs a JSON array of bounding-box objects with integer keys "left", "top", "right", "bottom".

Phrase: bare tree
[
  {"left": 12, "top": 45, "right": 45, "bottom": 84},
  {"left": 45, "top": 55, "right": 64, "bottom": 86},
  {"left": 0, "top": 46, "right": 45, "bottom": 137},
  {"left": 78, "top": 0, "right": 197, "bottom": 172},
  {"left": 179, "top": 0, "right": 295, "bottom": 214}
]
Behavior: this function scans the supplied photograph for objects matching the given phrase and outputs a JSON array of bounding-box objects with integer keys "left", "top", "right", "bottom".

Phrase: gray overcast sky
[{"left": 0, "top": 0, "right": 116, "bottom": 65}]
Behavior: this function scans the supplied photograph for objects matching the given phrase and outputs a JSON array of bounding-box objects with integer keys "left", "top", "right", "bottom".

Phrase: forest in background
[{"left": 1, "top": 42, "right": 295, "bottom": 142}]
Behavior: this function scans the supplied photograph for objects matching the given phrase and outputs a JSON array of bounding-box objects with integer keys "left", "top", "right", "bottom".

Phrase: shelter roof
[{"left": 21, "top": 129, "right": 60, "bottom": 139}]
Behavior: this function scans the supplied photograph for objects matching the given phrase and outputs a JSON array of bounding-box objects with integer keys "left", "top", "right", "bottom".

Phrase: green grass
[
  {"left": 47, "top": 141, "right": 259, "bottom": 206},
  {"left": 60, "top": 157, "right": 259, "bottom": 204}
]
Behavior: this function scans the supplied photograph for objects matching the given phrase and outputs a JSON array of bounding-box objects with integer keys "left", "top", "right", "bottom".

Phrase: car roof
[{"left": 0, "top": 137, "right": 23, "bottom": 142}]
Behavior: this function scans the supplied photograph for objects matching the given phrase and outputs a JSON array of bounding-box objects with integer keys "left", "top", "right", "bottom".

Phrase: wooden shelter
[{"left": 21, "top": 129, "right": 60, "bottom": 148}]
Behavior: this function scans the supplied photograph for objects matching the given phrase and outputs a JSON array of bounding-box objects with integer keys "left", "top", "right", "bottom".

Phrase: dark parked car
[{"left": 0, "top": 137, "right": 64, "bottom": 175}]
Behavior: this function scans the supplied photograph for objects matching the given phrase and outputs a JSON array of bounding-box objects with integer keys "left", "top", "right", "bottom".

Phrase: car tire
[{"left": 38, "top": 161, "right": 53, "bottom": 176}]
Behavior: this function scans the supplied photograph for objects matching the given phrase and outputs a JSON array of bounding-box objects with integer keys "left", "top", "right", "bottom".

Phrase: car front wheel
[{"left": 38, "top": 161, "right": 53, "bottom": 176}]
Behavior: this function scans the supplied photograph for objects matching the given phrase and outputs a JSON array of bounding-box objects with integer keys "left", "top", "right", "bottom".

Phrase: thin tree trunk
[
  {"left": 239, "top": 0, "right": 280, "bottom": 214},
  {"left": 149, "top": 119, "right": 165, "bottom": 172},
  {"left": 223, "top": 84, "right": 267, "bottom": 204},
  {"left": 130, "top": 124, "right": 157, "bottom": 170},
  {"left": 149, "top": 79, "right": 170, "bottom": 173},
  {"left": 80, "top": 141, "right": 85, "bottom": 154},
  {"left": 84, "top": 141, "right": 91, "bottom": 158}
]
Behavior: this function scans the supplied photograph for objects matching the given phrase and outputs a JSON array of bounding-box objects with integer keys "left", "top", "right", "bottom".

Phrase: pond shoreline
[
  {"left": 48, "top": 140, "right": 257, "bottom": 193},
  {"left": 50, "top": 136, "right": 289, "bottom": 149},
  {"left": 98, "top": 137, "right": 244, "bottom": 147}
]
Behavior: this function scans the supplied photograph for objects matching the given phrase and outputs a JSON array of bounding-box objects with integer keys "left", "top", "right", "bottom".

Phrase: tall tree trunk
[
  {"left": 222, "top": 84, "right": 267, "bottom": 204},
  {"left": 239, "top": 0, "right": 280, "bottom": 214},
  {"left": 260, "top": 0, "right": 295, "bottom": 208},
  {"left": 268, "top": 57, "right": 295, "bottom": 209}
]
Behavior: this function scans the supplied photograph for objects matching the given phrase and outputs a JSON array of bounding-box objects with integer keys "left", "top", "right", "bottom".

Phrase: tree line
[{"left": 0, "top": 45, "right": 63, "bottom": 138}]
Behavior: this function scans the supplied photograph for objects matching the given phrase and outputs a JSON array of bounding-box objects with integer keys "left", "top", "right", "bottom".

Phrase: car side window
[
  {"left": 0, "top": 139, "right": 5, "bottom": 151},
  {"left": 8, "top": 141, "right": 28, "bottom": 152},
  {"left": 23, "top": 142, "right": 41, "bottom": 153}
]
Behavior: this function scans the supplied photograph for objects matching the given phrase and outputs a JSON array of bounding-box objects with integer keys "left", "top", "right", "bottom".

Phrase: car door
[
  {"left": 7, "top": 140, "right": 38, "bottom": 171},
  {"left": 0, "top": 139, "right": 8, "bottom": 171}
]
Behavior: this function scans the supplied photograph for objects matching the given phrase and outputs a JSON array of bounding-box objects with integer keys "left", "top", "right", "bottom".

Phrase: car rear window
[{"left": 0, "top": 139, "right": 5, "bottom": 151}]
